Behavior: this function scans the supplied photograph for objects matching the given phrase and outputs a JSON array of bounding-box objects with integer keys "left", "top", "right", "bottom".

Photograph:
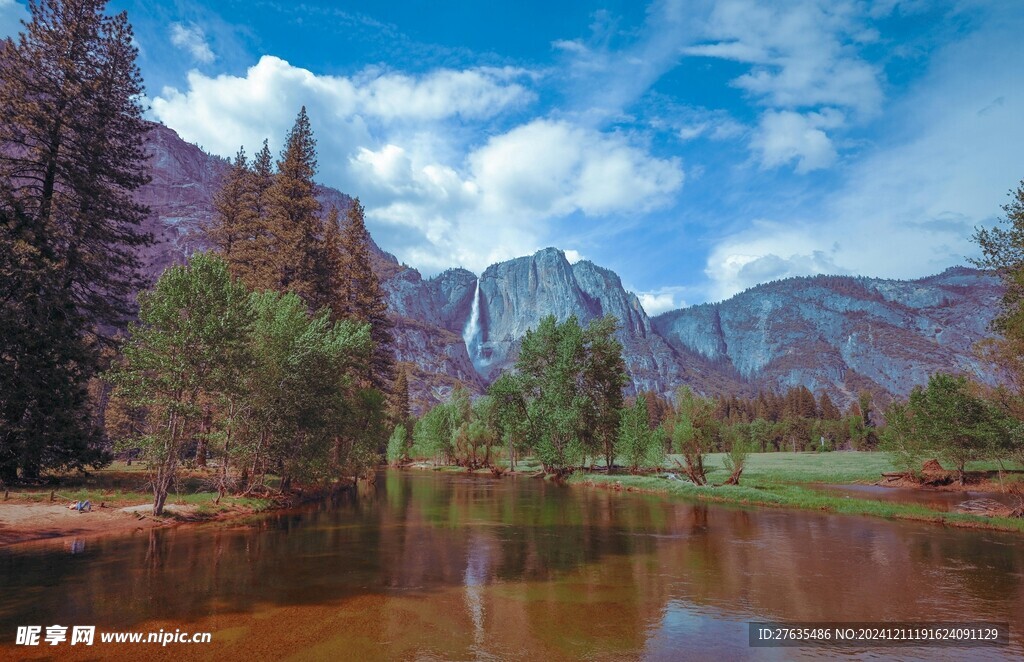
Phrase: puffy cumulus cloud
[
  {"left": 636, "top": 286, "right": 688, "bottom": 315},
  {"left": 704, "top": 224, "right": 848, "bottom": 300},
  {"left": 170, "top": 22, "right": 215, "bottom": 64},
  {"left": 468, "top": 119, "right": 683, "bottom": 219},
  {"left": 751, "top": 109, "right": 842, "bottom": 172},
  {"left": 348, "top": 119, "right": 684, "bottom": 274},
  {"left": 151, "top": 55, "right": 534, "bottom": 157},
  {"left": 563, "top": 249, "right": 585, "bottom": 264}
]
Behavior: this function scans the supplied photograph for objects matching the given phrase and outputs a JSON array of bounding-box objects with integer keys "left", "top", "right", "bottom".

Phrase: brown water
[{"left": 1, "top": 471, "right": 1021, "bottom": 660}]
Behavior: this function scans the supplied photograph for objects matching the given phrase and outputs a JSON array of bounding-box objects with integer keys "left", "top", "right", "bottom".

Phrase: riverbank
[
  {"left": 568, "top": 452, "right": 1024, "bottom": 533},
  {"left": 0, "top": 462, "right": 278, "bottom": 547},
  {"left": 0, "top": 495, "right": 276, "bottom": 547},
  {"left": 404, "top": 452, "right": 1024, "bottom": 533}
]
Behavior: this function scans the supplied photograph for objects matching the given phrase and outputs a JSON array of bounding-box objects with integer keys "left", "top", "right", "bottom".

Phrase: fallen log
[{"left": 954, "top": 498, "right": 1024, "bottom": 518}]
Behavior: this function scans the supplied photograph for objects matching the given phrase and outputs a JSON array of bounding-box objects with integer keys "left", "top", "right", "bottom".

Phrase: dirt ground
[{"left": 0, "top": 502, "right": 191, "bottom": 547}]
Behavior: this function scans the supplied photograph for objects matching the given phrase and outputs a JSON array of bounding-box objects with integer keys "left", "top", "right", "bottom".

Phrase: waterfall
[{"left": 462, "top": 279, "right": 481, "bottom": 367}]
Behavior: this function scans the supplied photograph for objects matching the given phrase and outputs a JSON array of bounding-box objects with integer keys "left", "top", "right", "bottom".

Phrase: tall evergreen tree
[
  {"left": 267, "top": 107, "right": 321, "bottom": 299},
  {"left": 337, "top": 199, "right": 394, "bottom": 394},
  {"left": 207, "top": 149, "right": 254, "bottom": 260},
  {"left": 390, "top": 365, "right": 411, "bottom": 426},
  {"left": 818, "top": 392, "right": 841, "bottom": 420},
  {"left": 0, "top": 0, "right": 151, "bottom": 329},
  {"left": 0, "top": 0, "right": 150, "bottom": 480},
  {"left": 315, "top": 205, "right": 343, "bottom": 314},
  {"left": 1, "top": 202, "right": 107, "bottom": 481}
]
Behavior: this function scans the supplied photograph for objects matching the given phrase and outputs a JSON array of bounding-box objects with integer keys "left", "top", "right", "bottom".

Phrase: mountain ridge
[{"left": 138, "top": 122, "right": 1002, "bottom": 410}]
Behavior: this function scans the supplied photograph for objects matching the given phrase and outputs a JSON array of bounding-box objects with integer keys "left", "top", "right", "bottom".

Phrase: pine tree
[
  {"left": 390, "top": 365, "right": 411, "bottom": 426},
  {"left": 337, "top": 199, "right": 394, "bottom": 394},
  {"left": 207, "top": 149, "right": 253, "bottom": 261},
  {"left": 266, "top": 107, "right": 321, "bottom": 299},
  {"left": 0, "top": 0, "right": 151, "bottom": 329},
  {"left": 0, "top": 0, "right": 150, "bottom": 480},
  {"left": 315, "top": 206, "right": 343, "bottom": 314},
  {"left": 818, "top": 392, "right": 841, "bottom": 420},
  {"left": 1, "top": 202, "right": 108, "bottom": 481}
]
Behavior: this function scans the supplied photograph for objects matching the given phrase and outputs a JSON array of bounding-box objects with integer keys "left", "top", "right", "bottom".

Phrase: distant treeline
[{"left": 395, "top": 333, "right": 879, "bottom": 484}]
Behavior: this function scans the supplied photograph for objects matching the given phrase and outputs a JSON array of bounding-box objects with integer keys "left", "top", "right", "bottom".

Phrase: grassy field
[
  {"left": 568, "top": 451, "right": 1024, "bottom": 533},
  {"left": 669, "top": 451, "right": 898, "bottom": 484}
]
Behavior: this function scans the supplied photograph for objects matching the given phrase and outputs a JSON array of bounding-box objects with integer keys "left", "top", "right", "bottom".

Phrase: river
[{"left": 1, "top": 471, "right": 1021, "bottom": 660}]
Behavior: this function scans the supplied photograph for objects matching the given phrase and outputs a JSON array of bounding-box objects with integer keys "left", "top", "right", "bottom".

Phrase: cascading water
[{"left": 462, "top": 279, "right": 482, "bottom": 370}]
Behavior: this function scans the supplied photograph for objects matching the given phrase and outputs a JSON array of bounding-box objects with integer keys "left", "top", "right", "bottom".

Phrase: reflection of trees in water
[{"left": 0, "top": 471, "right": 1022, "bottom": 642}]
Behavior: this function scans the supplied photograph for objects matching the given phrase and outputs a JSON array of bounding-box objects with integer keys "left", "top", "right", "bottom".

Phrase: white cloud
[
  {"left": 637, "top": 287, "right": 688, "bottom": 315},
  {"left": 351, "top": 119, "right": 683, "bottom": 273},
  {"left": 686, "top": 0, "right": 882, "bottom": 115},
  {"left": 170, "top": 22, "right": 215, "bottom": 64},
  {"left": 467, "top": 119, "right": 683, "bottom": 219},
  {"left": 151, "top": 56, "right": 533, "bottom": 157},
  {"left": 563, "top": 249, "right": 585, "bottom": 264},
  {"left": 705, "top": 228, "right": 848, "bottom": 300},
  {"left": 751, "top": 109, "right": 842, "bottom": 172},
  {"left": 151, "top": 56, "right": 682, "bottom": 276},
  {"left": 684, "top": 0, "right": 885, "bottom": 174},
  {"left": 704, "top": 4, "right": 1024, "bottom": 300}
]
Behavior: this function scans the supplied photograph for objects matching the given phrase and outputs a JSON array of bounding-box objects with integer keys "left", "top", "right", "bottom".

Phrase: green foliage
[
  {"left": 495, "top": 315, "right": 628, "bottom": 474},
  {"left": 973, "top": 177, "right": 1024, "bottom": 337},
  {"left": 110, "top": 253, "right": 379, "bottom": 511},
  {"left": 111, "top": 253, "right": 252, "bottom": 513},
  {"left": 580, "top": 315, "right": 628, "bottom": 469},
  {"left": 386, "top": 425, "right": 408, "bottom": 466},
  {"left": 412, "top": 400, "right": 455, "bottom": 462},
  {"left": 616, "top": 396, "right": 665, "bottom": 473},
  {"left": 879, "top": 400, "right": 923, "bottom": 475},
  {"left": 516, "top": 316, "right": 588, "bottom": 472},
  {"left": 879, "top": 373, "right": 1018, "bottom": 483},
  {"left": 721, "top": 429, "right": 751, "bottom": 485},
  {"left": 672, "top": 387, "right": 716, "bottom": 485}
]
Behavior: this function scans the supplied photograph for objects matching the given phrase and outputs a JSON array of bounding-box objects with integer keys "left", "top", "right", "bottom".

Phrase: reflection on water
[{"left": 1, "top": 471, "right": 1021, "bottom": 660}]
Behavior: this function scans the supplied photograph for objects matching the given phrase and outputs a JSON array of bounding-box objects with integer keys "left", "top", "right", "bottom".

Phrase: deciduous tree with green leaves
[
  {"left": 616, "top": 395, "right": 665, "bottom": 473},
  {"left": 110, "top": 254, "right": 252, "bottom": 514}
]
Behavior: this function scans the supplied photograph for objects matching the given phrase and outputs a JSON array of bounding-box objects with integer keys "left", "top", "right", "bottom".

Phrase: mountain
[
  {"left": 138, "top": 123, "right": 1003, "bottom": 410},
  {"left": 652, "top": 269, "right": 1002, "bottom": 404}
]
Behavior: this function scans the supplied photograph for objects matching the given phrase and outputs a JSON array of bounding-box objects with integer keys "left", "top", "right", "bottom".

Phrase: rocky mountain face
[
  {"left": 139, "top": 123, "right": 1003, "bottom": 410},
  {"left": 653, "top": 270, "right": 1002, "bottom": 405}
]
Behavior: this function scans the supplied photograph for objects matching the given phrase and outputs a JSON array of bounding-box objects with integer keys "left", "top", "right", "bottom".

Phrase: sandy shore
[{"left": 0, "top": 502, "right": 170, "bottom": 547}]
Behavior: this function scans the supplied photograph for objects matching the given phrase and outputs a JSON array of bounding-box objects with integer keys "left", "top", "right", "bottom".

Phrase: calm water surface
[{"left": 1, "top": 471, "right": 1022, "bottom": 660}]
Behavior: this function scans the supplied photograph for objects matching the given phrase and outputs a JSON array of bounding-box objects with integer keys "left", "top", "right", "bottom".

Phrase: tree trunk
[
  {"left": 195, "top": 407, "right": 211, "bottom": 467},
  {"left": 723, "top": 467, "right": 744, "bottom": 486}
]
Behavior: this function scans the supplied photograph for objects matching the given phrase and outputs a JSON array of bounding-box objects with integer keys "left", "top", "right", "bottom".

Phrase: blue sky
[{"left": 2, "top": 1, "right": 1022, "bottom": 311}]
